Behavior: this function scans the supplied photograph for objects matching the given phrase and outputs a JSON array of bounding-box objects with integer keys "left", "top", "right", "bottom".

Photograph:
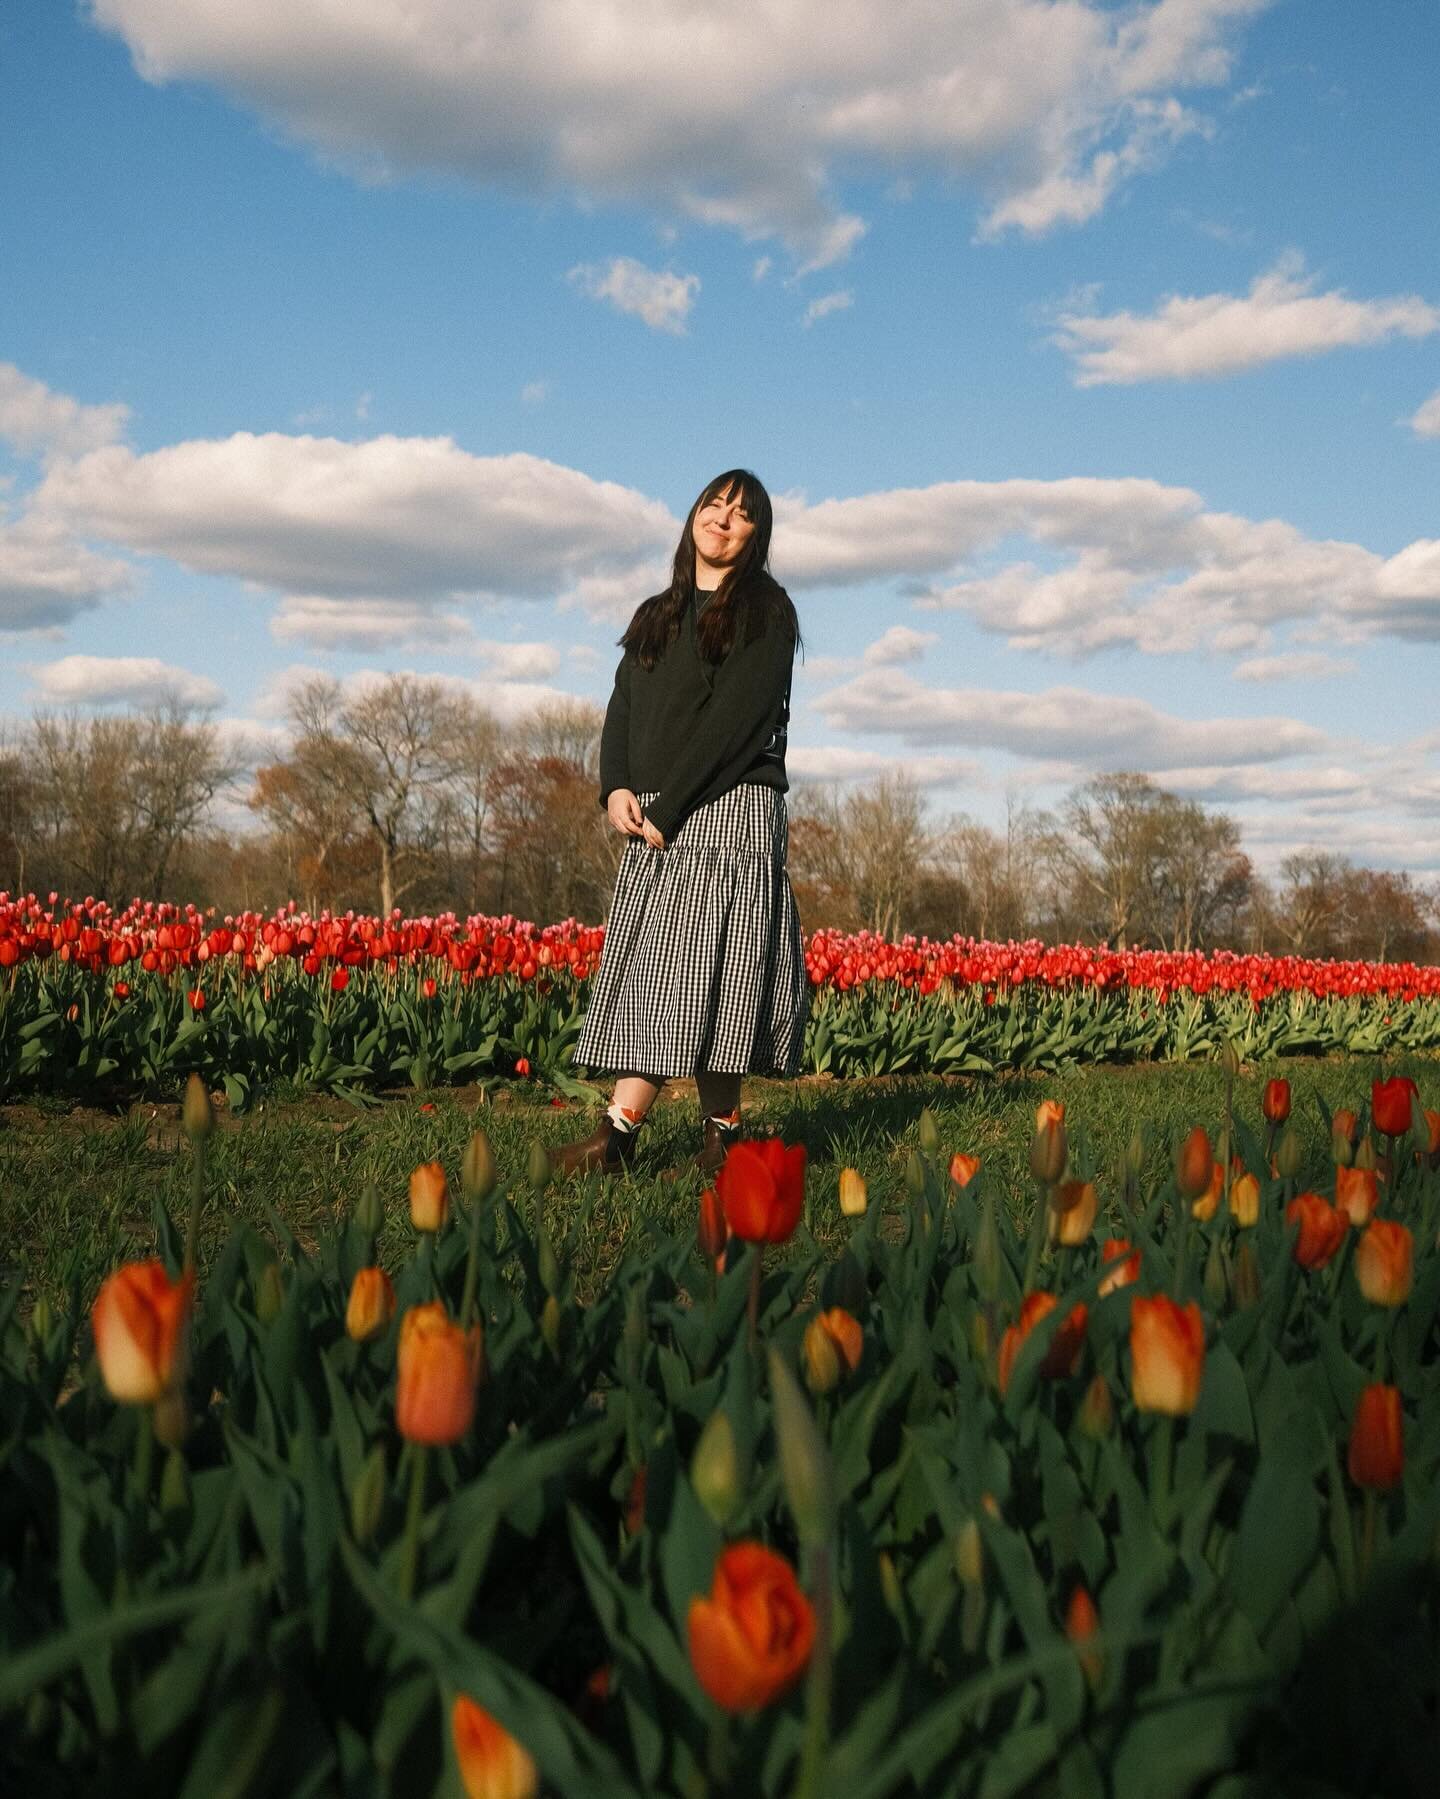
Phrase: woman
[{"left": 552, "top": 468, "right": 808, "bottom": 1178}]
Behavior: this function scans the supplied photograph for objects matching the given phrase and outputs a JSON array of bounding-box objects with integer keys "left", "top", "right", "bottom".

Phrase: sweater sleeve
[
  {"left": 597, "top": 654, "right": 633, "bottom": 809},
  {"left": 644, "top": 616, "right": 795, "bottom": 843}
]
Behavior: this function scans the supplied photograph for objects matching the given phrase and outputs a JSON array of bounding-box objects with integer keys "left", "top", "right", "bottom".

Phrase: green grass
[{"left": 3, "top": 1053, "right": 1436, "bottom": 1318}]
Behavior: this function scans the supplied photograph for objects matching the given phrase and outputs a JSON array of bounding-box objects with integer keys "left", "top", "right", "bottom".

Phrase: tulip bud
[
  {"left": 182, "top": 1073, "right": 213, "bottom": 1142},
  {"left": 1078, "top": 1372, "right": 1114, "bottom": 1439},
  {"left": 878, "top": 1550, "right": 904, "bottom": 1617},
  {"left": 918, "top": 1107, "right": 941, "bottom": 1156},
  {"left": 537, "top": 1227, "right": 561, "bottom": 1298},
  {"left": 1353, "top": 1135, "right": 1377, "bottom": 1172},
  {"left": 350, "top": 1444, "right": 387, "bottom": 1547},
  {"left": 526, "top": 1141, "right": 552, "bottom": 1193},
  {"left": 768, "top": 1347, "right": 835, "bottom": 1549},
  {"left": 970, "top": 1309, "right": 991, "bottom": 1365},
  {"left": 1175, "top": 1126, "right": 1212, "bottom": 1201},
  {"left": 1262, "top": 1078, "right": 1291, "bottom": 1125},
  {"left": 1219, "top": 1039, "right": 1241, "bottom": 1079},
  {"left": 1123, "top": 1128, "right": 1145, "bottom": 1183},
  {"left": 802, "top": 1318, "right": 840, "bottom": 1394},
  {"left": 152, "top": 1386, "right": 189, "bottom": 1450},
  {"left": 697, "top": 1187, "right": 728, "bottom": 1266},
  {"left": 1348, "top": 1383, "right": 1404, "bottom": 1491},
  {"left": 972, "top": 1192, "right": 1002, "bottom": 1302},
  {"left": 462, "top": 1129, "right": 498, "bottom": 1204},
  {"left": 838, "top": 1167, "right": 868, "bottom": 1218},
  {"left": 1231, "top": 1237, "right": 1262, "bottom": 1309},
  {"left": 355, "top": 1181, "right": 384, "bottom": 1239},
  {"left": 904, "top": 1150, "right": 927, "bottom": 1198},
  {"left": 949, "top": 1152, "right": 981, "bottom": 1189},
  {"left": 1065, "top": 1586, "right": 1102, "bottom": 1689},
  {"left": 1331, "top": 1109, "right": 1359, "bottom": 1167},
  {"left": 540, "top": 1294, "right": 562, "bottom": 1358},
  {"left": 1274, "top": 1125, "right": 1304, "bottom": 1181},
  {"left": 1229, "top": 1171, "right": 1261, "bottom": 1229},
  {"left": 1355, "top": 1218, "right": 1413, "bottom": 1307},
  {"left": 1202, "top": 1235, "right": 1229, "bottom": 1310},
  {"left": 1030, "top": 1116, "right": 1068, "bottom": 1186},
  {"left": 691, "top": 1410, "right": 741, "bottom": 1527},
  {"left": 255, "top": 1260, "right": 285, "bottom": 1326},
  {"left": 953, "top": 1516, "right": 984, "bottom": 1588},
  {"left": 409, "top": 1161, "right": 449, "bottom": 1233},
  {"left": 160, "top": 1446, "right": 189, "bottom": 1515},
  {"left": 346, "top": 1266, "right": 397, "bottom": 1343},
  {"left": 28, "top": 1291, "right": 54, "bottom": 1348},
  {"left": 1051, "top": 1179, "right": 1098, "bottom": 1247}
]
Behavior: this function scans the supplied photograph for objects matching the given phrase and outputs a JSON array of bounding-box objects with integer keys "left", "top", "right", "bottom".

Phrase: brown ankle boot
[
  {"left": 550, "top": 1113, "right": 642, "bottom": 1179},
  {"left": 699, "top": 1116, "right": 743, "bottom": 1175}
]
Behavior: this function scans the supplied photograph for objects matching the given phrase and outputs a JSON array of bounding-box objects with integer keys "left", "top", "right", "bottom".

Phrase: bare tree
[
  {"left": 518, "top": 697, "right": 605, "bottom": 780},
  {"left": 1047, "top": 772, "right": 1166, "bottom": 947},
  {"left": 436, "top": 695, "right": 504, "bottom": 915},
  {"left": 1275, "top": 852, "right": 1351, "bottom": 956}
]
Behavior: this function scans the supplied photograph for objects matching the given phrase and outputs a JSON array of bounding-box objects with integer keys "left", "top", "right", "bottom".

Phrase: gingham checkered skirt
[{"left": 573, "top": 784, "right": 809, "bottom": 1078}]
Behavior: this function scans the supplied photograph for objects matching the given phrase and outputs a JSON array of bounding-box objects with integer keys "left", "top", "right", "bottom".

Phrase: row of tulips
[
  {"left": 5, "top": 1055, "right": 1438, "bottom": 1794},
  {"left": 8, "top": 899, "right": 1440, "bottom": 1103}
]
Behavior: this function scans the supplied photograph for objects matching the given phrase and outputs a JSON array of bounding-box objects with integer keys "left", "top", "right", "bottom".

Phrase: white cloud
[
  {"left": 34, "top": 433, "right": 676, "bottom": 604},
  {"left": 475, "top": 640, "right": 562, "bottom": 680},
  {"left": 1408, "top": 387, "right": 1440, "bottom": 439},
  {"left": 863, "top": 625, "right": 938, "bottom": 665},
  {"left": 269, "top": 595, "right": 478, "bottom": 652},
  {"left": 788, "top": 744, "right": 978, "bottom": 786},
  {"left": 568, "top": 258, "right": 698, "bottom": 334},
  {"left": 29, "top": 654, "right": 224, "bottom": 710},
  {"left": 89, "top": 0, "right": 1265, "bottom": 263},
  {"left": 802, "top": 290, "right": 852, "bottom": 328},
  {"left": 812, "top": 667, "right": 1325, "bottom": 768},
  {"left": 1231, "top": 651, "right": 1355, "bottom": 683},
  {"left": 0, "top": 363, "right": 129, "bottom": 459},
  {"left": 0, "top": 512, "right": 135, "bottom": 632},
  {"left": 1055, "top": 257, "right": 1440, "bottom": 385}
]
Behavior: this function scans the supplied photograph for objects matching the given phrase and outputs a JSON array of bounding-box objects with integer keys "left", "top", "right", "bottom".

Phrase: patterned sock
[
  {"left": 606, "top": 1103, "right": 646, "bottom": 1134},
  {"left": 707, "top": 1109, "right": 742, "bottom": 1134}
]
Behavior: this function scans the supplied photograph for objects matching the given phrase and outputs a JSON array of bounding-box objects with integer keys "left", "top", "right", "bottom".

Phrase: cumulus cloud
[
  {"left": 34, "top": 433, "right": 675, "bottom": 604},
  {"left": 0, "top": 363, "right": 130, "bottom": 459},
  {"left": 802, "top": 290, "right": 852, "bottom": 328},
  {"left": 29, "top": 654, "right": 224, "bottom": 709},
  {"left": 863, "top": 625, "right": 938, "bottom": 665},
  {"left": 568, "top": 257, "right": 699, "bottom": 333},
  {"left": 812, "top": 667, "right": 1324, "bottom": 768},
  {"left": 1408, "top": 387, "right": 1440, "bottom": 439},
  {"left": 788, "top": 744, "right": 977, "bottom": 786},
  {"left": 0, "top": 512, "right": 135, "bottom": 633},
  {"left": 1231, "top": 651, "right": 1355, "bottom": 683},
  {"left": 89, "top": 0, "right": 1265, "bottom": 262},
  {"left": 1054, "top": 258, "right": 1440, "bottom": 385}
]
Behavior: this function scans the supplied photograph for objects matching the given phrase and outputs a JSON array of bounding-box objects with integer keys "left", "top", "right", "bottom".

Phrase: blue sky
[{"left": 3, "top": 0, "right": 1439, "bottom": 880}]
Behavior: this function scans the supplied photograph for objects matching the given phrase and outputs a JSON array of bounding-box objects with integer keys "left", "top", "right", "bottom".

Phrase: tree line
[{"left": 1, "top": 681, "right": 1435, "bottom": 962}]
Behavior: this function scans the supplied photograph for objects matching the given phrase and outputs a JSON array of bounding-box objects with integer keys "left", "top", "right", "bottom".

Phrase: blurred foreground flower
[
  {"left": 1050, "top": 1179, "right": 1097, "bottom": 1246},
  {"left": 998, "top": 1291, "right": 1087, "bottom": 1393},
  {"left": 345, "top": 1267, "right": 396, "bottom": 1342},
  {"left": 1229, "top": 1171, "right": 1261, "bottom": 1228},
  {"left": 838, "top": 1166, "right": 868, "bottom": 1217},
  {"left": 91, "top": 1259, "right": 194, "bottom": 1404},
  {"left": 396, "top": 1303, "right": 483, "bottom": 1445},
  {"left": 408, "top": 1160, "right": 449, "bottom": 1233},
  {"left": 1334, "top": 1165, "right": 1379, "bottom": 1227},
  {"left": 717, "top": 1138, "right": 807, "bottom": 1244},
  {"left": 697, "top": 1187, "right": 728, "bottom": 1265},
  {"left": 451, "top": 1695, "right": 538, "bottom": 1799},
  {"left": 803, "top": 1307, "right": 863, "bottom": 1393},
  {"left": 1098, "top": 1238, "right": 1141, "bottom": 1296},
  {"left": 1355, "top": 1218, "right": 1413, "bottom": 1306},
  {"left": 1286, "top": 1192, "right": 1348, "bottom": 1269},
  {"left": 1348, "top": 1384, "right": 1404, "bottom": 1490},
  {"left": 1129, "top": 1293, "right": 1204, "bottom": 1416},
  {"left": 687, "top": 1542, "right": 814, "bottom": 1712},
  {"left": 1175, "top": 1126, "right": 1212, "bottom": 1202},
  {"left": 948, "top": 1152, "right": 981, "bottom": 1189}
]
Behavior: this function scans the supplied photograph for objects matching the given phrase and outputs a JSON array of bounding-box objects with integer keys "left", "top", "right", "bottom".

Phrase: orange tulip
[
  {"left": 346, "top": 1266, "right": 396, "bottom": 1342},
  {"left": 1334, "top": 1164, "right": 1380, "bottom": 1227},
  {"left": 1355, "top": 1218, "right": 1413, "bottom": 1307},
  {"left": 838, "top": 1167, "right": 868, "bottom": 1216},
  {"left": 1035, "top": 1099, "right": 1065, "bottom": 1131},
  {"left": 1347, "top": 1384, "right": 1403, "bottom": 1491},
  {"left": 91, "top": 1259, "right": 194, "bottom": 1404},
  {"left": 1331, "top": 1107, "right": 1359, "bottom": 1155},
  {"left": 1262, "top": 1078, "right": 1291, "bottom": 1125},
  {"left": 1371, "top": 1076, "right": 1417, "bottom": 1137},
  {"left": 717, "top": 1138, "right": 807, "bottom": 1244},
  {"left": 396, "top": 1302, "right": 483, "bottom": 1445},
  {"left": 688, "top": 1542, "right": 815, "bottom": 1712},
  {"left": 948, "top": 1152, "right": 981, "bottom": 1189},
  {"left": 1129, "top": 1293, "right": 1205, "bottom": 1416},
  {"left": 697, "top": 1187, "right": 728, "bottom": 1264},
  {"left": 1191, "top": 1160, "right": 1224, "bottom": 1222},
  {"left": 1229, "top": 1171, "right": 1261, "bottom": 1228},
  {"left": 1065, "top": 1584, "right": 1102, "bottom": 1686},
  {"left": 1175, "top": 1126, "right": 1212, "bottom": 1202},
  {"left": 1098, "top": 1238, "right": 1141, "bottom": 1297},
  {"left": 1029, "top": 1105, "right": 1068, "bottom": 1185},
  {"left": 1051, "top": 1179, "right": 1097, "bottom": 1246},
  {"left": 408, "top": 1160, "right": 449, "bottom": 1232},
  {"left": 1422, "top": 1109, "right": 1440, "bottom": 1156},
  {"left": 1286, "top": 1191, "right": 1348, "bottom": 1269},
  {"left": 997, "top": 1290, "right": 1087, "bottom": 1393},
  {"left": 802, "top": 1307, "right": 863, "bottom": 1392},
  {"left": 451, "top": 1695, "right": 538, "bottom": 1799}
]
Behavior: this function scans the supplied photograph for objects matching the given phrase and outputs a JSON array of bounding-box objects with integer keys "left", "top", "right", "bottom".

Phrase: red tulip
[
  {"left": 1286, "top": 1191, "right": 1348, "bottom": 1269},
  {"left": 1262, "top": 1078, "right": 1291, "bottom": 1124},
  {"left": 717, "top": 1137, "right": 807, "bottom": 1244},
  {"left": 1347, "top": 1384, "right": 1403, "bottom": 1490},
  {"left": 1371, "top": 1076, "right": 1418, "bottom": 1137}
]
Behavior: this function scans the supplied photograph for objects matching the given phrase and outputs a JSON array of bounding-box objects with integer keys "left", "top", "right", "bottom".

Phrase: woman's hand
[
  {"left": 606, "top": 789, "right": 647, "bottom": 837},
  {"left": 641, "top": 818, "right": 666, "bottom": 850}
]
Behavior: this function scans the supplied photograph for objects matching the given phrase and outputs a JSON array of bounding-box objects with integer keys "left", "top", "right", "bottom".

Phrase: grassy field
[{"left": 5, "top": 1050, "right": 1436, "bottom": 1317}]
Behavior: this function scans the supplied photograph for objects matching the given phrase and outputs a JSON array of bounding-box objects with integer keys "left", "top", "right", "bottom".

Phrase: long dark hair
[{"left": 621, "top": 468, "right": 801, "bottom": 668}]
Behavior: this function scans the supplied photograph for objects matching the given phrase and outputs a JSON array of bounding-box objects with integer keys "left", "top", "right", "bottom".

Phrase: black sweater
[{"left": 598, "top": 587, "right": 796, "bottom": 843}]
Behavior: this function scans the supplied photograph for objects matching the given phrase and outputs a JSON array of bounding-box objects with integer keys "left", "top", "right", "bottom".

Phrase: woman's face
[{"left": 693, "top": 484, "right": 756, "bottom": 580}]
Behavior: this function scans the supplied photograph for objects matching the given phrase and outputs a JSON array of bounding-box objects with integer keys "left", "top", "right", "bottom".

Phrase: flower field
[
  {"left": 5, "top": 894, "right": 1440, "bottom": 1106},
  {"left": 3, "top": 1069, "right": 1438, "bottom": 1796}
]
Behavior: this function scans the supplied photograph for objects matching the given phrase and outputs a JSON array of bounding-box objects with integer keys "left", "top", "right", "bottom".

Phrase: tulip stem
[
  {"left": 705, "top": 1708, "right": 733, "bottom": 1794},
  {"left": 1021, "top": 1191, "right": 1046, "bottom": 1295},
  {"left": 459, "top": 1197, "right": 483, "bottom": 1329},
  {"left": 398, "top": 1443, "right": 427, "bottom": 1601},
  {"left": 133, "top": 1405, "right": 155, "bottom": 1507},
  {"left": 794, "top": 1543, "right": 834, "bottom": 1799},
  {"left": 747, "top": 1248, "right": 762, "bottom": 1356},
  {"left": 184, "top": 1131, "right": 206, "bottom": 1275},
  {"left": 1359, "top": 1489, "right": 1378, "bottom": 1582},
  {"left": 1151, "top": 1417, "right": 1174, "bottom": 1532}
]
